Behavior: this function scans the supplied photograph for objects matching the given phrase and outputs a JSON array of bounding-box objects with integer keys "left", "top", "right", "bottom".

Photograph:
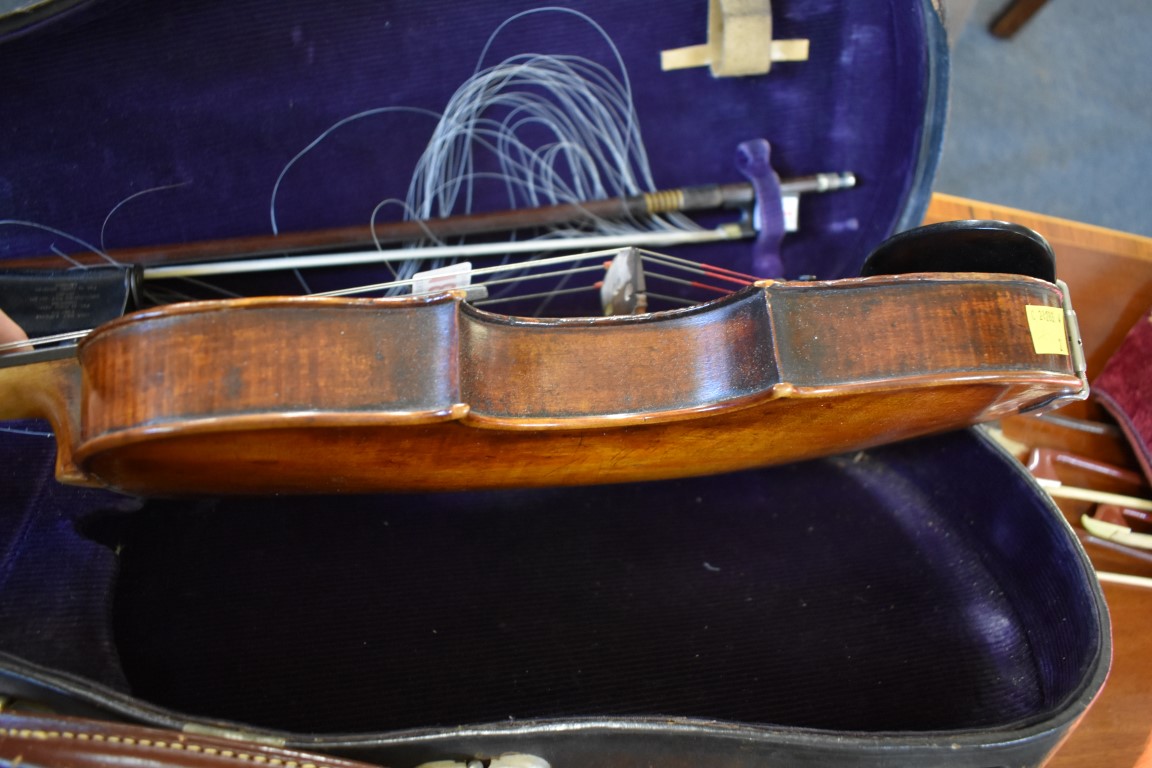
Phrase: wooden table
[{"left": 926, "top": 194, "right": 1152, "bottom": 767}]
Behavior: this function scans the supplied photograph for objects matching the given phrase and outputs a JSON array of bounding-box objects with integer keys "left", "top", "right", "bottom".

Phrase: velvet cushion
[{"left": 1093, "top": 305, "right": 1152, "bottom": 483}]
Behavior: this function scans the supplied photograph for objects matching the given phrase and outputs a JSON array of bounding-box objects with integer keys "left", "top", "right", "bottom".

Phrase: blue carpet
[{"left": 936, "top": 0, "right": 1152, "bottom": 237}]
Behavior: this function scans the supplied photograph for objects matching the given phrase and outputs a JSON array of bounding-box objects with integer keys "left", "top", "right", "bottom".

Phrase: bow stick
[{"left": 1, "top": 173, "right": 854, "bottom": 273}]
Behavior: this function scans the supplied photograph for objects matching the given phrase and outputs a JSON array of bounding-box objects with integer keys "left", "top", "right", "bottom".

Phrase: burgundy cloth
[{"left": 1093, "top": 306, "right": 1152, "bottom": 483}]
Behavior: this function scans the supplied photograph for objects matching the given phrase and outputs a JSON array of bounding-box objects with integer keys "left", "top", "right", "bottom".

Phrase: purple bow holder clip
[{"left": 735, "top": 138, "right": 786, "bottom": 278}]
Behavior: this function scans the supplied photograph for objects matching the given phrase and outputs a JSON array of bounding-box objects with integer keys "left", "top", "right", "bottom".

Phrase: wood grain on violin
[{"left": 0, "top": 271, "right": 1084, "bottom": 495}]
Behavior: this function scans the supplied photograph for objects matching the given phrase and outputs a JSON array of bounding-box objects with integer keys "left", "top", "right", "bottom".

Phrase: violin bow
[
  {"left": 0, "top": 246, "right": 763, "bottom": 361},
  {"left": 0, "top": 173, "right": 854, "bottom": 275}
]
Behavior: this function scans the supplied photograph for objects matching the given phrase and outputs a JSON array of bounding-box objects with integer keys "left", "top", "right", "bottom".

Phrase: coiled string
[
  {"left": 275, "top": 7, "right": 703, "bottom": 305},
  {"left": 7, "top": 9, "right": 714, "bottom": 315}
]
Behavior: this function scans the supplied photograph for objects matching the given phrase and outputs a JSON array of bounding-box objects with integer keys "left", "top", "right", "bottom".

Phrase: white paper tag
[{"left": 411, "top": 262, "right": 473, "bottom": 295}]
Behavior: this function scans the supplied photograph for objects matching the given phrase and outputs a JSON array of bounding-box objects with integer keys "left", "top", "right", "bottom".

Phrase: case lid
[{"left": 0, "top": 0, "right": 946, "bottom": 295}]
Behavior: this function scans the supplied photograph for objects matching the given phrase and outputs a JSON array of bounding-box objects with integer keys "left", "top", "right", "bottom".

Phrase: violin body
[{"left": 1, "top": 272, "right": 1085, "bottom": 495}]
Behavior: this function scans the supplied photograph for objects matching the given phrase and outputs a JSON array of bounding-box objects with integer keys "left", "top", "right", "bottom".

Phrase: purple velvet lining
[
  {"left": 1, "top": 0, "right": 934, "bottom": 290},
  {"left": 0, "top": 425, "right": 1104, "bottom": 737}
]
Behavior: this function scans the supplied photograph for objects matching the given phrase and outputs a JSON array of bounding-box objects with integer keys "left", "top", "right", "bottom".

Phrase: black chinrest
[{"left": 861, "top": 220, "right": 1056, "bottom": 283}]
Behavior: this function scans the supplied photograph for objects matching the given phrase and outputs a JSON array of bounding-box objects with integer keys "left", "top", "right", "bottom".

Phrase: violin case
[{"left": 0, "top": 1, "right": 1108, "bottom": 767}]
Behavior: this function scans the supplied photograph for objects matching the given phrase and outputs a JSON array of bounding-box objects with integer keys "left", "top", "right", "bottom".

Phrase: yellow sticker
[{"left": 1026, "top": 305, "right": 1069, "bottom": 356}]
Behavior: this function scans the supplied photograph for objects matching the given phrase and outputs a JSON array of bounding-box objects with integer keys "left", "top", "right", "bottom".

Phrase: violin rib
[{"left": 0, "top": 274, "right": 1085, "bottom": 495}]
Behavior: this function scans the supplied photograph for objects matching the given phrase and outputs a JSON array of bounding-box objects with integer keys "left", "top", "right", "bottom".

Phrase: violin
[{"left": 0, "top": 224, "right": 1088, "bottom": 495}]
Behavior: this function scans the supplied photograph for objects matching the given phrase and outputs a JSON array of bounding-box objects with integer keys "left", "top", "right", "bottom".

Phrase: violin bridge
[{"left": 600, "top": 247, "right": 648, "bottom": 316}]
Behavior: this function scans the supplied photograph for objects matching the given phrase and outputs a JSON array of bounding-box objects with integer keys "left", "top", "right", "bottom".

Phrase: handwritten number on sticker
[{"left": 1025, "top": 305, "right": 1068, "bottom": 356}]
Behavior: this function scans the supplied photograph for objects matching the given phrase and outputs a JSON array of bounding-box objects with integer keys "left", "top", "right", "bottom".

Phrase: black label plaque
[{"left": 0, "top": 267, "right": 140, "bottom": 337}]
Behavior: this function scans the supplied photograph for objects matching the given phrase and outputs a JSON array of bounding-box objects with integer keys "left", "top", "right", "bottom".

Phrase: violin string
[
  {"left": 642, "top": 260, "right": 757, "bottom": 289},
  {"left": 142, "top": 285, "right": 202, "bottom": 304},
  {"left": 5, "top": 10, "right": 724, "bottom": 319},
  {"left": 397, "top": 9, "right": 706, "bottom": 309},
  {"left": 533, "top": 255, "right": 579, "bottom": 317},
  {"left": 405, "top": 46, "right": 698, "bottom": 225},
  {"left": 472, "top": 8, "right": 668, "bottom": 215},
  {"left": 0, "top": 220, "right": 120, "bottom": 267},
  {"left": 638, "top": 253, "right": 764, "bottom": 287},
  {"left": 637, "top": 251, "right": 765, "bottom": 283},
  {"left": 475, "top": 262, "right": 606, "bottom": 290},
  {"left": 263, "top": 7, "right": 704, "bottom": 309},
  {"left": 644, "top": 271, "right": 732, "bottom": 296},
  {"left": 368, "top": 198, "right": 443, "bottom": 282},
  {"left": 291, "top": 269, "right": 313, "bottom": 295},
  {"left": 309, "top": 247, "right": 748, "bottom": 304},
  {"left": 472, "top": 285, "right": 595, "bottom": 307},
  {"left": 312, "top": 247, "right": 628, "bottom": 298},
  {"left": 49, "top": 245, "right": 85, "bottom": 268},
  {"left": 147, "top": 227, "right": 738, "bottom": 282},
  {"left": 644, "top": 292, "right": 700, "bottom": 307},
  {"left": 99, "top": 181, "right": 190, "bottom": 252},
  {"left": 268, "top": 105, "right": 443, "bottom": 237},
  {"left": 0, "top": 247, "right": 750, "bottom": 356},
  {"left": 0, "top": 329, "right": 89, "bottom": 352},
  {"left": 414, "top": 59, "right": 650, "bottom": 215},
  {"left": 139, "top": 277, "right": 245, "bottom": 307},
  {"left": 175, "top": 276, "right": 244, "bottom": 299}
]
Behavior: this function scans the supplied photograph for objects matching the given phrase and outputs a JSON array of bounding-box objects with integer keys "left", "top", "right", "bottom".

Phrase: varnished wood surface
[
  {"left": 925, "top": 194, "right": 1152, "bottom": 421},
  {"left": 989, "top": 0, "right": 1050, "bottom": 38},
  {"left": 927, "top": 194, "right": 1152, "bottom": 768},
  {"left": 0, "top": 356, "right": 88, "bottom": 485},
  {"left": 1, "top": 273, "right": 1082, "bottom": 494}
]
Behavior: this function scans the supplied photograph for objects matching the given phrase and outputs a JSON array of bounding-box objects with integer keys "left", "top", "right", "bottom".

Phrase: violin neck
[{"left": 0, "top": 357, "right": 90, "bottom": 486}]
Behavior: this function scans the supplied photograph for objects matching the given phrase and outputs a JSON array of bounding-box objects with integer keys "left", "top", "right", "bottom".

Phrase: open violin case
[{"left": 0, "top": 1, "right": 1108, "bottom": 767}]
